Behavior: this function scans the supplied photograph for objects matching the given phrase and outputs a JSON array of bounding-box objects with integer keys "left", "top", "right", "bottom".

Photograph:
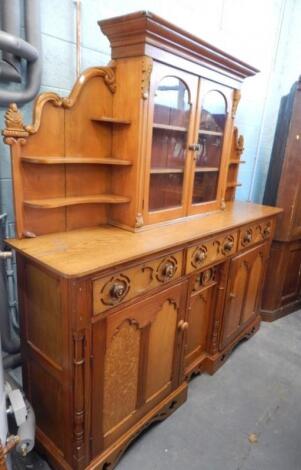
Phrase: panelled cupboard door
[
  {"left": 91, "top": 281, "right": 188, "bottom": 456},
  {"left": 220, "top": 243, "right": 268, "bottom": 350},
  {"left": 144, "top": 62, "right": 199, "bottom": 225}
]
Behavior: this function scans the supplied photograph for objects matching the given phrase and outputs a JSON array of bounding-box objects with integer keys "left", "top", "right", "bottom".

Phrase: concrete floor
[
  {"left": 119, "top": 310, "right": 301, "bottom": 470},
  {"left": 12, "top": 310, "right": 301, "bottom": 470}
]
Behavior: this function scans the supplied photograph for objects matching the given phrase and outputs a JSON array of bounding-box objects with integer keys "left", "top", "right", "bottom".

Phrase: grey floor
[
  {"left": 12, "top": 310, "right": 301, "bottom": 470},
  {"left": 119, "top": 310, "right": 301, "bottom": 470}
]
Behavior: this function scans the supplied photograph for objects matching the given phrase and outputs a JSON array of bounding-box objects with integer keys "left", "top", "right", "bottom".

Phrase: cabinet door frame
[
  {"left": 143, "top": 61, "right": 199, "bottom": 225},
  {"left": 187, "top": 80, "right": 233, "bottom": 216},
  {"left": 90, "top": 280, "right": 188, "bottom": 456},
  {"left": 219, "top": 243, "right": 269, "bottom": 350}
]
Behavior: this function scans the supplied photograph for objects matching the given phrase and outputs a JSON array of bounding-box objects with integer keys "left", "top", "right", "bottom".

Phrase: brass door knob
[{"left": 178, "top": 320, "right": 189, "bottom": 331}]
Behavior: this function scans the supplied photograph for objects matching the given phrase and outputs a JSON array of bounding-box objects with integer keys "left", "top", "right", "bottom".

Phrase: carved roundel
[
  {"left": 156, "top": 256, "right": 178, "bottom": 282},
  {"left": 100, "top": 274, "right": 130, "bottom": 307},
  {"left": 241, "top": 228, "right": 253, "bottom": 247},
  {"left": 191, "top": 246, "right": 208, "bottom": 268},
  {"left": 221, "top": 235, "right": 235, "bottom": 255}
]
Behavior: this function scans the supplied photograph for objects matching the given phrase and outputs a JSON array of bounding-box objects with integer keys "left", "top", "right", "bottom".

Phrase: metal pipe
[
  {"left": 74, "top": 0, "right": 82, "bottom": 78},
  {"left": 0, "top": 0, "right": 22, "bottom": 83},
  {"left": 0, "top": 0, "right": 42, "bottom": 106},
  {"left": 2, "top": 354, "right": 21, "bottom": 370},
  {"left": 0, "top": 31, "right": 38, "bottom": 62}
]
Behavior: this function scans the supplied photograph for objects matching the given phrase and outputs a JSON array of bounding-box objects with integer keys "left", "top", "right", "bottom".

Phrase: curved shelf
[
  {"left": 91, "top": 116, "right": 131, "bottom": 125},
  {"left": 150, "top": 168, "right": 184, "bottom": 174},
  {"left": 24, "top": 195, "right": 131, "bottom": 209},
  {"left": 229, "top": 159, "right": 246, "bottom": 165},
  {"left": 153, "top": 123, "right": 187, "bottom": 132},
  {"left": 22, "top": 156, "right": 132, "bottom": 166},
  {"left": 199, "top": 130, "right": 223, "bottom": 136},
  {"left": 194, "top": 167, "right": 219, "bottom": 173}
]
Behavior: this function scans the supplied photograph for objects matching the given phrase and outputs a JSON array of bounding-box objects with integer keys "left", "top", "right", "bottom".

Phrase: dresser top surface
[{"left": 7, "top": 201, "right": 281, "bottom": 278}]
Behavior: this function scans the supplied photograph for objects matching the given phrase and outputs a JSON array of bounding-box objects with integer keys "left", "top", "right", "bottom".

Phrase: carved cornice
[
  {"left": 3, "top": 66, "right": 116, "bottom": 139},
  {"left": 141, "top": 57, "right": 153, "bottom": 99},
  {"left": 232, "top": 89, "right": 241, "bottom": 118}
]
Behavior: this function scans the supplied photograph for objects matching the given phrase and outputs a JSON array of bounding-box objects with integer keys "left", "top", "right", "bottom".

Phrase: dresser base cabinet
[{"left": 261, "top": 240, "right": 301, "bottom": 322}]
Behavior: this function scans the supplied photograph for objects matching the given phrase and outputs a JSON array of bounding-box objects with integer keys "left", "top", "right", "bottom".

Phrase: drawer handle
[
  {"left": 263, "top": 226, "right": 271, "bottom": 239},
  {"left": 243, "top": 232, "right": 252, "bottom": 244},
  {"left": 195, "top": 249, "right": 207, "bottom": 263},
  {"left": 223, "top": 240, "right": 234, "bottom": 253},
  {"left": 229, "top": 292, "right": 236, "bottom": 299},
  {"left": 162, "top": 262, "right": 175, "bottom": 279},
  {"left": 110, "top": 282, "right": 126, "bottom": 300},
  {"left": 178, "top": 320, "right": 189, "bottom": 331}
]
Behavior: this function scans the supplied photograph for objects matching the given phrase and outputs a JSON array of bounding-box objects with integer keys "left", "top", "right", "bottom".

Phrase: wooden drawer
[
  {"left": 186, "top": 231, "right": 238, "bottom": 274},
  {"left": 238, "top": 219, "right": 273, "bottom": 250},
  {"left": 93, "top": 251, "right": 183, "bottom": 315}
]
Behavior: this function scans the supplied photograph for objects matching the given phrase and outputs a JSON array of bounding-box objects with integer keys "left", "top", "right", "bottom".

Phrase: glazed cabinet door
[
  {"left": 184, "top": 263, "right": 227, "bottom": 377},
  {"left": 188, "top": 80, "right": 233, "bottom": 215},
  {"left": 144, "top": 62, "right": 198, "bottom": 224},
  {"left": 220, "top": 243, "right": 268, "bottom": 350},
  {"left": 91, "top": 281, "right": 188, "bottom": 456}
]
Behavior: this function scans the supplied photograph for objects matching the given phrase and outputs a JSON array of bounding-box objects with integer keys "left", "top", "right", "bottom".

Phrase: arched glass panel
[
  {"left": 149, "top": 77, "right": 191, "bottom": 212},
  {"left": 192, "top": 90, "right": 227, "bottom": 204}
]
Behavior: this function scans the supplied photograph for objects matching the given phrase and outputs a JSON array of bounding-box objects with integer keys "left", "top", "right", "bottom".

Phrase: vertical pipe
[{"left": 74, "top": 0, "right": 81, "bottom": 77}]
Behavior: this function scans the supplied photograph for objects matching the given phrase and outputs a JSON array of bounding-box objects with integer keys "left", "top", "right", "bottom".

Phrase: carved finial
[
  {"left": 2, "top": 103, "right": 29, "bottom": 138},
  {"left": 232, "top": 89, "right": 241, "bottom": 118},
  {"left": 135, "top": 213, "right": 144, "bottom": 228},
  {"left": 220, "top": 198, "right": 226, "bottom": 210},
  {"left": 237, "top": 134, "right": 244, "bottom": 151},
  {"left": 141, "top": 57, "right": 153, "bottom": 99}
]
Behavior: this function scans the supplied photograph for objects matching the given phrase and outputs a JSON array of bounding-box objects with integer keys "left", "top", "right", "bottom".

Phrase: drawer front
[
  {"left": 93, "top": 251, "right": 183, "bottom": 315},
  {"left": 186, "top": 231, "right": 238, "bottom": 274},
  {"left": 238, "top": 219, "right": 273, "bottom": 250}
]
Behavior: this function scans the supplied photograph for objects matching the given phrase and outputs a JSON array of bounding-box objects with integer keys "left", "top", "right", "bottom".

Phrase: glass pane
[
  {"left": 149, "top": 173, "right": 183, "bottom": 211},
  {"left": 149, "top": 77, "right": 191, "bottom": 212},
  {"left": 192, "top": 172, "right": 219, "bottom": 204},
  {"left": 193, "top": 90, "right": 226, "bottom": 204}
]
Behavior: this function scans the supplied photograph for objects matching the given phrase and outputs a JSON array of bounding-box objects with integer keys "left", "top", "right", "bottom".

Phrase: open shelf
[
  {"left": 24, "top": 194, "right": 131, "bottom": 209},
  {"left": 153, "top": 123, "right": 187, "bottom": 132},
  {"left": 150, "top": 168, "right": 184, "bottom": 174},
  {"left": 229, "top": 159, "right": 246, "bottom": 165},
  {"left": 91, "top": 116, "right": 131, "bottom": 125},
  {"left": 199, "top": 130, "right": 223, "bottom": 136},
  {"left": 227, "top": 182, "right": 242, "bottom": 188},
  {"left": 22, "top": 156, "right": 132, "bottom": 166},
  {"left": 194, "top": 167, "right": 219, "bottom": 173}
]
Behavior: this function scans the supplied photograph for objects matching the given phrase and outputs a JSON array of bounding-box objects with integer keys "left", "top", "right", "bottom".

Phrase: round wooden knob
[
  {"left": 243, "top": 232, "right": 252, "bottom": 244},
  {"left": 223, "top": 240, "right": 234, "bottom": 252},
  {"left": 163, "top": 262, "right": 175, "bottom": 279},
  {"left": 195, "top": 249, "right": 207, "bottom": 263},
  {"left": 110, "top": 282, "right": 126, "bottom": 300},
  {"left": 178, "top": 320, "right": 189, "bottom": 331},
  {"left": 263, "top": 226, "right": 271, "bottom": 239}
]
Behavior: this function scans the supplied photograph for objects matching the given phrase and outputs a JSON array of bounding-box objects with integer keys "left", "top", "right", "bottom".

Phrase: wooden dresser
[
  {"left": 261, "top": 77, "right": 301, "bottom": 321},
  {"left": 2, "top": 11, "right": 281, "bottom": 470}
]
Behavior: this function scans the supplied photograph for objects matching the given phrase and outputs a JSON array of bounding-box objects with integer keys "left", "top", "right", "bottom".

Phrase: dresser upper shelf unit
[{"left": 21, "top": 156, "right": 132, "bottom": 166}]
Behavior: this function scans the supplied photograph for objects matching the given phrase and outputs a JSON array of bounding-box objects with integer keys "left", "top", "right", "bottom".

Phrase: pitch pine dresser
[{"left": 3, "top": 11, "right": 281, "bottom": 470}]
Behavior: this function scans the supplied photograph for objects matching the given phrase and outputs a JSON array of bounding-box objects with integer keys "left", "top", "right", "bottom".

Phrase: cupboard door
[
  {"left": 91, "top": 281, "right": 187, "bottom": 455},
  {"left": 144, "top": 62, "right": 198, "bottom": 224},
  {"left": 220, "top": 243, "right": 268, "bottom": 350},
  {"left": 184, "top": 264, "right": 227, "bottom": 375},
  {"left": 188, "top": 80, "right": 233, "bottom": 215}
]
